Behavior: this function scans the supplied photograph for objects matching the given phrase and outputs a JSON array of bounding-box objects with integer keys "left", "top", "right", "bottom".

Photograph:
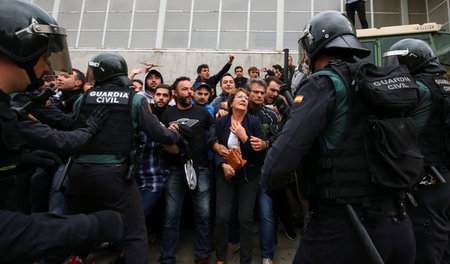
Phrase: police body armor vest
[
  {"left": 78, "top": 84, "right": 135, "bottom": 156},
  {"left": 303, "top": 60, "right": 423, "bottom": 205},
  {"left": 415, "top": 74, "right": 450, "bottom": 167},
  {"left": 0, "top": 98, "right": 21, "bottom": 175}
]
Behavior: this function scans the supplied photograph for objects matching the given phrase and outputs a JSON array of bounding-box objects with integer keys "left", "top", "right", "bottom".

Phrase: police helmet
[
  {"left": 298, "top": 11, "right": 370, "bottom": 60},
  {"left": 86, "top": 53, "right": 128, "bottom": 84},
  {"left": 383, "top": 38, "right": 446, "bottom": 74},
  {"left": 0, "top": 0, "right": 72, "bottom": 86}
]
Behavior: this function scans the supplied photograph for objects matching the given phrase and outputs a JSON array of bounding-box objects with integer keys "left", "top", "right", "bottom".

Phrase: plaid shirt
[{"left": 135, "top": 131, "right": 170, "bottom": 192}]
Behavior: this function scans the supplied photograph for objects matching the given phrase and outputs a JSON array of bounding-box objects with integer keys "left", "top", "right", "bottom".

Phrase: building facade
[{"left": 33, "top": 0, "right": 450, "bottom": 85}]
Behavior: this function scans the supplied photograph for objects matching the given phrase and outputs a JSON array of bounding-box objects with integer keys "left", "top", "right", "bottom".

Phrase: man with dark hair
[
  {"left": 271, "top": 64, "right": 283, "bottom": 81},
  {"left": 234, "top": 66, "right": 248, "bottom": 88},
  {"left": 159, "top": 76, "right": 228, "bottom": 264},
  {"left": 264, "top": 76, "right": 289, "bottom": 122},
  {"left": 54, "top": 68, "right": 85, "bottom": 113},
  {"left": 131, "top": 79, "right": 143, "bottom": 93},
  {"left": 211, "top": 73, "right": 235, "bottom": 116},
  {"left": 137, "top": 83, "right": 176, "bottom": 244},
  {"left": 151, "top": 84, "right": 172, "bottom": 119},
  {"left": 194, "top": 54, "right": 235, "bottom": 102},
  {"left": 142, "top": 69, "right": 164, "bottom": 104},
  {"left": 244, "top": 78, "right": 281, "bottom": 264},
  {"left": 248, "top": 66, "right": 260, "bottom": 79},
  {"left": 193, "top": 82, "right": 214, "bottom": 116},
  {"left": 287, "top": 56, "right": 296, "bottom": 83}
]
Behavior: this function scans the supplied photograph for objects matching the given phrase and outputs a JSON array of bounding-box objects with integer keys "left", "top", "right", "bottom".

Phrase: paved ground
[{"left": 80, "top": 226, "right": 301, "bottom": 264}]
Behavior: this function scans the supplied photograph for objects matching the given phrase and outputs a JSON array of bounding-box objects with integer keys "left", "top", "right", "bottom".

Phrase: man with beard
[
  {"left": 159, "top": 77, "right": 228, "bottom": 264},
  {"left": 193, "top": 82, "right": 214, "bottom": 116},
  {"left": 151, "top": 84, "right": 172, "bottom": 119},
  {"left": 142, "top": 69, "right": 164, "bottom": 104},
  {"left": 137, "top": 83, "right": 177, "bottom": 240}
]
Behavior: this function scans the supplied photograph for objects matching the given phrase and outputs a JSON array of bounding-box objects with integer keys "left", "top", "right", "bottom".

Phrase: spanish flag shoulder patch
[{"left": 294, "top": 95, "right": 304, "bottom": 103}]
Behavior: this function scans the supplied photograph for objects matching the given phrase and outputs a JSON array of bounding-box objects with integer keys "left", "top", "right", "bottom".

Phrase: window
[{"left": 33, "top": 0, "right": 446, "bottom": 51}]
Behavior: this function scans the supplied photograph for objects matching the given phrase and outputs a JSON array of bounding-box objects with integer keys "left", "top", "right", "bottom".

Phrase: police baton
[
  {"left": 55, "top": 156, "right": 72, "bottom": 192},
  {"left": 430, "top": 165, "right": 447, "bottom": 184},
  {"left": 344, "top": 204, "right": 385, "bottom": 264},
  {"left": 282, "top": 49, "right": 294, "bottom": 106}
]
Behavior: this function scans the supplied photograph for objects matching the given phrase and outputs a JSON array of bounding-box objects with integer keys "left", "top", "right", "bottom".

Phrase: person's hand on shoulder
[
  {"left": 216, "top": 109, "right": 229, "bottom": 118},
  {"left": 213, "top": 143, "right": 229, "bottom": 159}
]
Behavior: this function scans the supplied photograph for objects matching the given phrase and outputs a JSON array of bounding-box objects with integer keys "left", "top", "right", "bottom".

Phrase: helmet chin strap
[
  {"left": 308, "top": 56, "right": 317, "bottom": 73},
  {"left": 24, "top": 65, "right": 43, "bottom": 92},
  {"left": 16, "top": 57, "right": 43, "bottom": 92}
]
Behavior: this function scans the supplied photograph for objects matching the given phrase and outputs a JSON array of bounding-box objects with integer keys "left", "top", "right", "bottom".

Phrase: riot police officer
[
  {"left": 262, "top": 11, "right": 421, "bottom": 263},
  {"left": 64, "top": 52, "right": 180, "bottom": 264},
  {"left": 0, "top": 0, "right": 125, "bottom": 262},
  {"left": 384, "top": 38, "right": 450, "bottom": 264}
]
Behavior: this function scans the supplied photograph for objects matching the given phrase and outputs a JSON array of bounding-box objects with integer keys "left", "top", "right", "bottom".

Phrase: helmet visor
[
  {"left": 298, "top": 25, "right": 313, "bottom": 57},
  {"left": 15, "top": 19, "right": 72, "bottom": 74},
  {"left": 297, "top": 41, "right": 308, "bottom": 66},
  {"left": 423, "top": 59, "right": 447, "bottom": 74},
  {"left": 46, "top": 34, "right": 72, "bottom": 75},
  {"left": 382, "top": 50, "right": 409, "bottom": 67},
  {"left": 85, "top": 62, "right": 97, "bottom": 85}
]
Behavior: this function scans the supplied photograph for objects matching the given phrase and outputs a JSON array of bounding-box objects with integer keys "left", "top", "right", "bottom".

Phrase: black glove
[
  {"left": 91, "top": 210, "right": 125, "bottom": 243},
  {"left": 19, "top": 150, "right": 62, "bottom": 172},
  {"left": 274, "top": 96, "right": 289, "bottom": 117},
  {"left": 85, "top": 106, "right": 110, "bottom": 134}
]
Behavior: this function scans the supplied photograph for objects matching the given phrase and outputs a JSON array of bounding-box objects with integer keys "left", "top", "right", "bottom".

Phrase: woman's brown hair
[{"left": 227, "top": 87, "right": 249, "bottom": 114}]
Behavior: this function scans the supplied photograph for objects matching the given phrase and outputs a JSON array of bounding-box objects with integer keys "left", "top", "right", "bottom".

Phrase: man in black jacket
[
  {"left": 262, "top": 11, "right": 418, "bottom": 264},
  {"left": 194, "top": 54, "right": 235, "bottom": 102},
  {"left": 160, "top": 76, "right": 227, "bottom": 264},
  {"left": 65, "top": 52, "right": 180, "bottom": 264},
  {"left": 384, "top": 38, "right": 450, "bottom": 264}
]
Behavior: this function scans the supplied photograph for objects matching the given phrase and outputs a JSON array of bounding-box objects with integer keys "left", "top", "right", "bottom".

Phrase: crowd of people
[
  {"left": 1, "top": 1, "right": 450, "bottom": 264},
  {"left": 73, "top": 58, "right": 301, "bottom": 264}
]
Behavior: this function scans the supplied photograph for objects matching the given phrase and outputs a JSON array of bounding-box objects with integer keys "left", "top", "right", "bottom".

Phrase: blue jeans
[
  {"left": 258, "top": 186, "right": 276, "bottom": 259},
  {"left": 159, "top": 166, "right": 211, "bottom": 263},
  {"left": 140, "top": 188, "right": 163, "bottom": 217}
]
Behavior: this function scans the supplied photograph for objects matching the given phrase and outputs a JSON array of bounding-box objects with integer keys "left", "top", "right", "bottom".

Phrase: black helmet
[
  {"left": 298, "top": 11, "right": 370, "bottom": 60},
  {"left": 383, "top": 38, "right": 446, "bottom": 74},
  {"left": 86, "top": 52, "right": 129, "bottom": 84},
  {"left": 0, "top": 0, "right": 72, "bottom": 88}
]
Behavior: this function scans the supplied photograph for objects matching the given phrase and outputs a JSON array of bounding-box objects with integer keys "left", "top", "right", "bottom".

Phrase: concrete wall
[{"left": 70, "top": 49, "right": 288, "bottom": 88}]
